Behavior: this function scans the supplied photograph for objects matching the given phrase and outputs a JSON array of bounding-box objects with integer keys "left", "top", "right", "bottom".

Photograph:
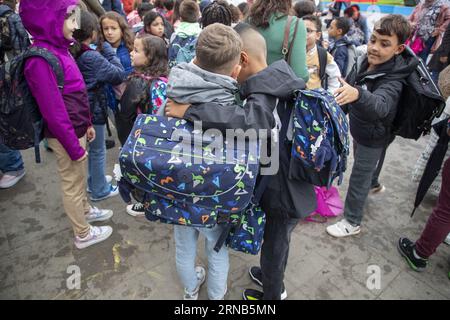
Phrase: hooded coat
[
  {"left": 20, "top": 0, "right": 91, "bottom": 161},
  {"left": 184, "top": 60, "right": 317, "bottom": 219}
]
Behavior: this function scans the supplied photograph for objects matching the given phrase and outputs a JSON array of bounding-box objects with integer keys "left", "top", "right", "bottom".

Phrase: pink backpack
[{"left": 306, "top": 186, "right": 344, "bottom": 223}]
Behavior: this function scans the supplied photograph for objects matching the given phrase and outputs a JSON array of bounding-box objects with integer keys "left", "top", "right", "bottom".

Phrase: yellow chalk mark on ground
[
  {"left": 112, "top": 244, "right": 121, "bottom": 272},
  {"left": 146, "top": 270, "right": 163, "bottom": 280}
]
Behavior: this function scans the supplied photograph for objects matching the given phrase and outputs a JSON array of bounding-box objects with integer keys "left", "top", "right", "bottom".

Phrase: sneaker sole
[
  {"left": 396, "top": 241, "right": 426, "bottom": 272},
  {"left": 86, "top": 210, "right": 114, "bottom": 223},
  {"left": 126, "top": 208, "right": 146, "bottom": 217},
  {"left": 74, "top": 228, "right": 113, "bottom": 249},
  {"left": 248, "top": 267, "right": 263, "bottom": 287},
  {"left": 0, "top": 171, "right": 26, "bottom": 189}
]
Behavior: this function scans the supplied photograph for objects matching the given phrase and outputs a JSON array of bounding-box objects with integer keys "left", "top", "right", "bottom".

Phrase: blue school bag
[
  {"left": 288, "top": 88, "right": 350, "bottom": 188},
  {"left": 168, "top": 33, "right": 197, "bottom": 69},
  {"left": 119, "top": 114, "right": 260, "bottom": 228}
]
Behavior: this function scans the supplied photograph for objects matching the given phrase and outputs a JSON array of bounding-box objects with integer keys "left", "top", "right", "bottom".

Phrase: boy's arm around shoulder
[{"left": 183, "top": 92, "right": 277, "bottom": 132}]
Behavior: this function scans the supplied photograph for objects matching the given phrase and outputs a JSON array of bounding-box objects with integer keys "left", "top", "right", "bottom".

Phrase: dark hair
[
  {"left": 374, "top": 14, "right": 411, "bottom": 45},
  {"left": 164, "top": 0, "right": 175, "bottom": 11},
  {"left": 171, "top": 0, "right": 184, "bottom": 24},
  {"left": 73, "top": 10, "right": 99, "bottom": 43},
  {"left": 180, "top": 0, "right": 200, "bottom": 23},
  {"left": 237, "top": 2, "right": 249, "bottom": 17},
  {"left": 71, "top": 10, "right": 99, "bottom": 59},
  {"left": 135, "top": 34, "right": 168, "bottom": 76},
  {"left": 196, "top": 23, "right": 242, "bottom": 74},
  {"left": 248, "top": 0, "right": 292, "bottom": 29},
  {"left": 200, "top": 0, "right": 233, "bottom": 28},
  {"left": 143, "top": 11, "right": 165, "bottom": 35},
  {"left": 344, "top": 4, "right": 360, "bottom": 18},
  {"left": 154, "top": 0, "right": 164, "bottom": 9},
  {"left": 302, "top": 14, "right": 322, "bottom": 32},
  {"left": 333, "top": 17, "right": 350, "bottom": 35},
  {"left": 138, "top": 3, "right": 155, "bottom": 18},
  {"left": 3, "top": 0, "right": 16, "bottom": 11},
  {"left": 99, "top": 11, "right": 135, "bottom": 51},
  {"left": 293, "top": 0, "right": 316, "bottom": 18}
]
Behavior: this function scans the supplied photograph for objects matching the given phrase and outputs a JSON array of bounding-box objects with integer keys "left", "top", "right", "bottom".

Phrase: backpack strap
[
  {"left": 24, "top": 47, "right": 65, "bottom": 90},
  {"left": 318, "top": 46, "right": 328, "bottom": 90}
]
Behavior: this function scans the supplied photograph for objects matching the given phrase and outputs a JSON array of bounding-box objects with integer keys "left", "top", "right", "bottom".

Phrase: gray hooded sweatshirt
[{"left": 166, "top": 62, "right": 238, "bottom": 109}]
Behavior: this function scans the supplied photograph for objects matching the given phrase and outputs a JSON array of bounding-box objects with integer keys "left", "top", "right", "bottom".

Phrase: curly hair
[
  {"left": 247, "top": 0, "right": 293, "bottom": 29},
  {"left": 98, "top": 11, "right": 134, "bottom": 52},
  {"left": 134, "top": 34, "right": 168, "bottom": 77},
  {"left": 200, "top": 0, "right": 233, "bottom": 28}
]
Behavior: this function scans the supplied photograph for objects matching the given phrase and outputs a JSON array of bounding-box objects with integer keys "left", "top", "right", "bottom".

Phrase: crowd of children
[{"left": 1, "top": 0, "right": 450, "bottom": 300}]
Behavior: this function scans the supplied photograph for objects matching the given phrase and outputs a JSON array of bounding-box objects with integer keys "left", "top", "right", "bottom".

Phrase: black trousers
[{"left": 260, "top": 213, "right": 299, "bottom": 300}]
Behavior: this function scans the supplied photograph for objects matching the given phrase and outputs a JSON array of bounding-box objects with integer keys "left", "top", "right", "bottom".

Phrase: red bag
[{"left": 406, "top": 33, "right": 425, "bottom": 55}]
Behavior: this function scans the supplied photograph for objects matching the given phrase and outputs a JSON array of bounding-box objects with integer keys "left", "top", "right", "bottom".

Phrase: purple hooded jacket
[{"left": 20, "top": 0, "right": 91, "bottom": 161}]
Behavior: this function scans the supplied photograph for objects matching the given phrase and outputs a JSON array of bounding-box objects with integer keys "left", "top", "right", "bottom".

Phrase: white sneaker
[
  {"left": 0, "top": 170, "right": 25, "bottom": 189},
  {"left": 183, "top": 266, "right": 206, "bottom": 300},
  {"left": 87, "top": 175, "right": 112, "bottom": 193},
  {"left": 90, "top": 184, "right": 119, "bottom": 201},
  {"left": 444, "top": 232, "right": 450, "bottom": 245},
  {"left": 326, "top": 219, "right": 361, "bottom": 238},
  {"left": 85, "top": 206, "right": 113, "bottom": 223},
  {"left": 126, "top": 203, "right": 146, "bottom": 217},
  {"left": 74, "top": 225, "right": 113, "bottom": 249}
]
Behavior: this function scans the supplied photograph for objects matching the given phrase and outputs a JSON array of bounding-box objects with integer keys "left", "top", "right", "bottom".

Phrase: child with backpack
[
  {"left": 166, "top": 23, "right": 316, "bottom": 301},
  {"left": 20, "top": 0, "right": 114, "bottom": 249},
  {"left": 302, "top": 15, "right": 341, "bottom": 93},
  {"left": 116, "top": 34, "right": 169, "bottom": 217},
  {"left": 72, "top": 10, "right": 127, "bottom": 202},
  {"left": 328, "top": 16, "right": 355, "bottom": 78},
  {"left": 326, "top": 14, "right": 418, "bottom": 238},
  {"left": 168, "top": 0, "right": 201, "bottom": 68},
  {"left": 163, "top": 23, "right": 245, "bottom": 300},
  {"left": 99, "top": 11, "right": 134, "bottom": 124}
]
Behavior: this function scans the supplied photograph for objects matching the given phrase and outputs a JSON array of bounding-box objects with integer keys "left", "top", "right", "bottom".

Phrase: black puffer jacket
[{"left": 345, "top": 52, "right": 418, "bottom": 148}]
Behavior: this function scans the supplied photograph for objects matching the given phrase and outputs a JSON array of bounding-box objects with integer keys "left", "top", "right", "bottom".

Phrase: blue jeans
[
  {"left": 0, "top": 144, "right": 24, "bottom": 173},
  {"left": 344, "top": 142, "right": 384, "bottom": 226},
  {"left": 87, "top": 124, "right": 110, "bottom": 198},
  {"left": 418, "top": 37, "right": 436, "bottom": 64},
  {"left": 174, "top": 224, "right": 229, "bottom": 300}
]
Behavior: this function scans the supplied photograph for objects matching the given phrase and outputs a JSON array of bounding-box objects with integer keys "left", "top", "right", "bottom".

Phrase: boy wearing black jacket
[
  {"left": 326, "top": 15, "right": 418, "bottom": 238},
  {"left": 166, "top": 24, "right": 316, "bottom": 300}
]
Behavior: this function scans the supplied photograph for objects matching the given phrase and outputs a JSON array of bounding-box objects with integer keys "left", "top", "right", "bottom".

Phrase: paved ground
[{"left": 1, "top": 133, "right": 449, "bottom": 300}]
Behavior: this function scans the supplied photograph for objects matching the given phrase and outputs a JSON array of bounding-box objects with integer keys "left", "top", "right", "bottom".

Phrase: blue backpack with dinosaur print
[
  {"left": 289, "top": 88, "right": 350, "bottom": 188},
  {"left": 119, "top": 114, "right": 260, "bottom": 228}
]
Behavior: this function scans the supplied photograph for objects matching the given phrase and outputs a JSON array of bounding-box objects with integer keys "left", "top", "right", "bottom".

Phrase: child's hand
[
  {"left": 334, "top": 77, "right": 360, "bottom": 106},
  {"left": 87, "top": 126, "right": 96, "bottom": 143},
  {"left": 165, "top": 99, "right": 191, "bottom": 118}
]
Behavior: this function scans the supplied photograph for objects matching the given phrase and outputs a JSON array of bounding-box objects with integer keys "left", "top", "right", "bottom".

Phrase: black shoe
[
  {"left": 249, "top": 266, "right": 263, "bottom": 286},
  {"left": 248, "top": 266, "right": 287, "bottom": 299},
  {"left": 243, "top": 288, "right": 263, "bottom": 300},
  {"left": 105, "top": 139, "right": 115, "bottom": 149},
  {"left": 397, "top": 237, "right": 428, "bottom": 272}
]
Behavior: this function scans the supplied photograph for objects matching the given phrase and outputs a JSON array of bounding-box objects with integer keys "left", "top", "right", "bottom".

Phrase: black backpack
[
  {"left": 0, "top": 46, "right": 64, "bottom": 163},
  {"left": 0, "top": 9, "right": 13, "bottom": 61},
  {"left": 318, "top": 45, "right": 328, "bottom": 90},
  {"left": 392, "top": 46, "right": 446, "bottom": 140}
]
